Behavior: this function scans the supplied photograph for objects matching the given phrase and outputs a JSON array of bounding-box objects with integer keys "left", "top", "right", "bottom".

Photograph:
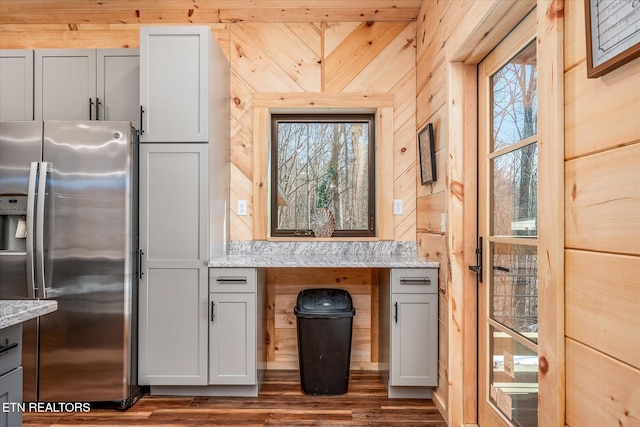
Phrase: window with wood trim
[{"left": 270, "top": 113, "right": 376, "bottom": 237}]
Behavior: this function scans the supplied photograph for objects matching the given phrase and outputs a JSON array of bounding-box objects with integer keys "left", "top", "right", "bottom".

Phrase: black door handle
[
  {"left": 138, "top": 250, "right": 144, "bottom": 280},
  {"left": 139, "top": 106, "right": 145, "bottom": 134},
  {"left": 0, "top": 342, "right": 18, "bottom": 355}
]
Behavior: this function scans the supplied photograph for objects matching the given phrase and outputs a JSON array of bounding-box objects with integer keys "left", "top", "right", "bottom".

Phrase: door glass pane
[
  {"left": 491, "top": 41, "right": 537, "bottom": 151},
  {"left": 491, "top": 144, "right": 538, "bottom": 237},
  {"left": 490, "top": 326, "right": 538, "bottom": 427},
  {"left": 491, "top": 242, "right": 538, "bottom": 342}
]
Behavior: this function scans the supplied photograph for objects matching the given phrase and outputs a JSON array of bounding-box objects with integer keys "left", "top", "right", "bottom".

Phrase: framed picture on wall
[
  {"left": 585, "top": 0, "right": 640, "bottom": 78},
  {"left": 418, "top": 123, "right": 437, "bottom": 185}
]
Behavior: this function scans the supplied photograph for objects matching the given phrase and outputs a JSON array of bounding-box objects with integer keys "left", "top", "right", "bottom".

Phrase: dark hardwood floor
[{"left": 22, "top": 371, "right": 446, "bottom": 426}]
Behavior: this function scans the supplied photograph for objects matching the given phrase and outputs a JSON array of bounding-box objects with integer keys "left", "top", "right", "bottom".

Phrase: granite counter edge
[{"left": 0, "top": 300, "right": 58, "bottom": 329}]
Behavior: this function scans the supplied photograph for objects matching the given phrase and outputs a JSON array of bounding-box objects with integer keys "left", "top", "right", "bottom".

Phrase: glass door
[{"left": 478, "top": 10, "right": 539, "bottom": 427}]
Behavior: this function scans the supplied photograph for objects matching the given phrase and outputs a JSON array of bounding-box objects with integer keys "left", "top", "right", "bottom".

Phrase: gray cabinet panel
[
  {"left": 138, "top": 143, "right": 209, "bottom": 386},
  {"left": 0, "top": 367, "right": 23, "bottom": 427},
  {"left": 379, "top": 268, "right": 439, "bottom": 396},
  {"left": 0, "top": 49, "right": 33, "bottom": 121},
  {"left": 390, "top": 293, "right": 438, "bottom": 386},
  {"left": 143, "top": 148, "right": 205, "bottom": 260},
  {"left": 35, "top": 49, "right": 96, "bottom": 120},
  {"left": 139, "top": 26, "right": 210, "bottom": 142},
  {"left": 34, "top": 48, "right": 139, "bottom": 123},
  {"left": 97, "top": 49, "right": 140, "bottom": 127},
  {"left": 0, "top": 324, "right": 22, "bottom": 427},
  {"left": 209, "top": 293, "right": 257, "bottom": 385},
  {"left": 139, "top": 268, "right": 207, "bottom": 384}
]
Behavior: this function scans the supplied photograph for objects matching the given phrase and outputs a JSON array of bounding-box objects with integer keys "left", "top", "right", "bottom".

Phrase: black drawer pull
[
  {"left": 216, "top": 276, "right": 247, "bottom": 284},
  {"left": 399, "top": 277, "right": 431, "bottom": 285},
  {"left": 0, "top": 342, "right": 18, "bottom": 356}
]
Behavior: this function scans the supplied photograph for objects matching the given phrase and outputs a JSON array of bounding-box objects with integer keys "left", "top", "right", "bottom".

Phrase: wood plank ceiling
[{"left": 0, "top": 1, "right": 423, "bottom": 24}]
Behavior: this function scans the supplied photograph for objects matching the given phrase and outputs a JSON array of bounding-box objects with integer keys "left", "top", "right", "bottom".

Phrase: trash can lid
[{"left": 294, "top": 288, "right": 355, "bottom": 318}]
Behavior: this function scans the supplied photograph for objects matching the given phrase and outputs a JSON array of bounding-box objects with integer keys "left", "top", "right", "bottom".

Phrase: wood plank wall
[
  {"left": 0, "top": 2, "right": 418, "bottom": 376},
  {"left": 230, "top": 21, "right": 417, "bottom": 243},
  {"left": 414, "top": 0, "right": 640, "bottom": 425},
  {"left": 563, "top": 1, "right": 640, "bottom": 426},
  {"left": 229, "top": 20, "right": 417, "bottom": 371},
  {"left": 415, "top": 0, "right": 478, "bottom": 419}
]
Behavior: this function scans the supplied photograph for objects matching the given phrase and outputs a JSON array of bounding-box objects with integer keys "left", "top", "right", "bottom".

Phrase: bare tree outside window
[
  {"left": 490, "top": 41, "right": 539, "bottom": 340},
  {"left": 270, "top": 114, "right": 375, "bottom": 237}
]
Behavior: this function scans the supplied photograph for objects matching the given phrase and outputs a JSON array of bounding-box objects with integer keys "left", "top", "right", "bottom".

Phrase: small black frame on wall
[{"left": 418, "top": 123, "right": 436, "bottom": 185}]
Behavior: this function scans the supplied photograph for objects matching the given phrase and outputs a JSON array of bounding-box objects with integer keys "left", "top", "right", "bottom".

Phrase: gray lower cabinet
[
  {"left": 379, "top": 268, "right": 438, "bottom": 398},
  {"left": 0, "top": 324, "right": 23, "bottom": 427},
  {"left": 138, "top": 143, "right": 210, "bottom": 386},
  {"left": 209, "top": 268, "right": 266, "bottom": 389}
]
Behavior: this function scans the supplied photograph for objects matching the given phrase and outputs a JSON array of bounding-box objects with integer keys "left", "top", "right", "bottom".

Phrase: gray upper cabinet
[
  {"left": 34, "top": 48, "right": 139, "bottom": 126},
  {"left": 138, "top": 143, "right": 210, "bottom": 386},
  {"left": 97, "top": 49, "right": 140, "bottom": 127},
  {"left": 0, "top": 49, "right": 33, "bottom": 121},
  {"left": 139, "top": 26, "right": 211, "bottom": 142}
]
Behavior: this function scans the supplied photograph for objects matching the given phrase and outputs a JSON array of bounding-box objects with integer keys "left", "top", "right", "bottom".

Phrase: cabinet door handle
[
  {"left": 394, "top": 302, "right": 398, "bottom": 323},
  {"left": 0, "top": 342, "right": 18, "bottom": 356},
  {"left": 210, "top": 301, "right": 215, "bottom": 322},
  {"left": 96, "top": 97, "right": 101, "bottom": 120},
  {"left": 89, "top": 98, "right": 95, "bottom": 120},
  {"left": 216, "top": 276, "right": 247, "bottom": 284},
  {"left": 399, "top": 277, "right": 431, "bottom": 285},
  {"left": 139, "top": 106, "right": 145, "bottom": 134},
  {"left": 138, "top": 250, "right": 144, "bottom": 280}
]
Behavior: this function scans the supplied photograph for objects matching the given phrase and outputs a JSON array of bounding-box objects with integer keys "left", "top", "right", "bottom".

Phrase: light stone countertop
[
  {"left": 208, "top": 253, "right": 439, "bottom": 268},
  {"left": 208, "top": 241, "right": 439, "bottom": 268},
  {"left": 0, "top": 300, "right": 58, "bottom": 329}
]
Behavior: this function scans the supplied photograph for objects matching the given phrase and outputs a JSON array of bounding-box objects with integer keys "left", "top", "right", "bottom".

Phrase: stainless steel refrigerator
[{"left": 0, "top": 121, "right": 139, "bottom": 407}]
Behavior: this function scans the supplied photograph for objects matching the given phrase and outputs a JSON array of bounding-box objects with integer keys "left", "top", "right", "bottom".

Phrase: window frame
[{"left": 269, "top": 113, "right": 376, "bottom": 238}]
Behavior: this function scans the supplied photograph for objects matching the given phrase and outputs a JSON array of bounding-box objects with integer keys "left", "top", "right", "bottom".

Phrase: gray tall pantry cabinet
[{"left": 137, "top": 26, "right": 231, "bottom": 390}]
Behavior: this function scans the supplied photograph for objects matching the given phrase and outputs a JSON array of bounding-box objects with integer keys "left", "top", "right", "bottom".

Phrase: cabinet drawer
[
  {"left": 0, "top": 324, "right": 22, "bottom": 376},
  {"left": 391, "top": 268, "right": 438, "bottom": 294},
  {"left": 210, "top": 268, "right": 256, "bottom": 293}
]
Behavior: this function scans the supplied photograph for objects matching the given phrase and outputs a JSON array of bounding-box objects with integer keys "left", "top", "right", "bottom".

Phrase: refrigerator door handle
[
  {"left": 35, "top": 162, "right": 49, "bottom": 299},
  {"left": 26, "top": 162, "right": 39, "bottom": 299}
]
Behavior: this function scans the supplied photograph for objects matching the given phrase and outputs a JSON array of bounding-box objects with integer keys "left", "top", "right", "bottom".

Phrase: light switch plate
[
  {"left": 440, "top": 213, "right": 446, "bottom": 233},
  {"left": 237, "top": 200, "right": 248, "bottom": 216},
  {"left": 393, "top": 199, "right": 403, "bottom": 215}
]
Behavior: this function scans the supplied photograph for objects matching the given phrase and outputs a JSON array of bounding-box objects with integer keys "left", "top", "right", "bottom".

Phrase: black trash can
[{"left": 294, "top": 288, "right": 356, "bottom": 395}]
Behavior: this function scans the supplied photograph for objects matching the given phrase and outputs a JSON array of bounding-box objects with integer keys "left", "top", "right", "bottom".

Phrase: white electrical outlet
[
  {"left": 237, "top": 200, "right": 248, "bottom": 216},
  {"left": 440, "top": 213, "right": 447, "bottom": 233},
  {"left": 393, "top": 199, "right": 403, "bottom": 215}
]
